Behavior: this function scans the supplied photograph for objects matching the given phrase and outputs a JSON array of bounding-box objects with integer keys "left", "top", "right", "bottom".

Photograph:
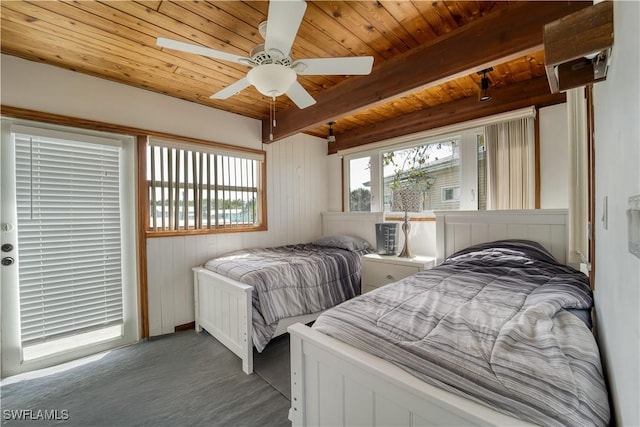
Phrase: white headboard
[
  {"left": 435, "top": 209, "right": 569, "bottom": 265},
  {"left": 321, "top": 212, "right": 384, "bottom": 248}
]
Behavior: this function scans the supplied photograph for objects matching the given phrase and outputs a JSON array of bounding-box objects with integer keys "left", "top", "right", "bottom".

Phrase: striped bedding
[
  {"left": 313, "top": 240, "right": 610, "bottom": 426},
  {"left": 204, "top": 244, "right": 367, "bottom": 352}
]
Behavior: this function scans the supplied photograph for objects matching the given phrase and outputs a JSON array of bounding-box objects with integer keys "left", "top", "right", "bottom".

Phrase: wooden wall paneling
[
  {"left": 194, "top": 234, "right": 209, "bottom": 277},
  {"left": 159, "top": 237, "right": 176, "bottom": 334},
  {"left": 171, "top": 236, "right": 188, "bottom": 328},
  {"left": 274, "top": 138, "right": 286, "bottom": 245},
  {"left": 269, "top": 140, "right": 283, "bottom": 246},
  {"left": 146, "top": 238, "right": 163, "bottom": 336},
  {"left": 286, "top": 139, "right": 296, "bottom": 244},
  {"left": 295, "top": 137, "right": 305, "bottom": 242},
  {"left": 303, "top": 138, "right": 314, "bottom": 241}
]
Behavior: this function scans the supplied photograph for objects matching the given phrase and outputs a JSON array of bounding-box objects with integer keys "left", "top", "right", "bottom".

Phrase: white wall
[
  {"left": 592, "top": 1, "right": 640, "bottom": 425},
  {"left": 0, "top": 55, "right": 261, "bottom": 149},
  {"left": 147, "top": 134, "right": 329, "bottom": 335},
  {"left": 0, "top": 55, "right": 330, "bottom": 336},
  {"left": 539, "top": 103, "right": 569, "bottom": 208}
]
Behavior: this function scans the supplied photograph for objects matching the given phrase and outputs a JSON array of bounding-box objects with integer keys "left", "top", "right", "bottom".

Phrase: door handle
[{"left": 1, "top": 257, "right": 14, "bottom": 266}]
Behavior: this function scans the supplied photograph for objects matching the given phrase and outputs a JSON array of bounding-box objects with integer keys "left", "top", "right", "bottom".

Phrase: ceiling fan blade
[
  {"left": 293, "top": 57, "right": 375, "bottom": 75},
  {"left": 157, "top": 37, "right": 248, "bottom": 64},
  {"left": 210, "top": 77, "right": 252, "bottom": 100},
  {"left": 264, "top": 0, "right": 307, "bottom": 58},
  {"left": 285, "top": 81, "right": 316, "bottom": 109}
]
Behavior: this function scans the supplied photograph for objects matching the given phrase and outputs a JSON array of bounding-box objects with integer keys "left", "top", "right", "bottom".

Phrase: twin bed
[
  {"left": 192, "top": 212, "right": 381, "bottom": 374},
  {"left": 194, "top": 209, "right": 610, "bottom": 426}
]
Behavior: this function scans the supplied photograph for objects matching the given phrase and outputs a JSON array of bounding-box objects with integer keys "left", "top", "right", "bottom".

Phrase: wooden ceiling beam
[
  {"left": 262, "top": 1, "right": 590, "bottom": 144},
  {"left": 328, "top": 76, "right": 566, "bottom": 154}
]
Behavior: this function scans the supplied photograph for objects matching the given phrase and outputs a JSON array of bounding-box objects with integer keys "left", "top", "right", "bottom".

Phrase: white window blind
[{"left": 14, "top": 131, "right": 124, "bottom": 346}]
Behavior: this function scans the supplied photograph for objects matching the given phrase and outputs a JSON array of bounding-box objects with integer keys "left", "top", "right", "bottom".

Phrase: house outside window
[{"left": 344, "top": 128, "right": 484, "bottom": 212}]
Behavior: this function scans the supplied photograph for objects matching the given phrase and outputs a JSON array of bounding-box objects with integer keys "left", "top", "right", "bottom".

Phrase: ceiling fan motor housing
[{"left": 250, "top": 44, "right": 292, "bottom": 67}]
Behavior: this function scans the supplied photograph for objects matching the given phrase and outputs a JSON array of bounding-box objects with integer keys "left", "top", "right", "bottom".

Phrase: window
[
  {"left": 382, "top": 139, "right": 461, "bottom": 211},
  {"left": 441, "top": 186, "right": 460, "bottom": 202},
  {"left": 344, "top": 130, "right": 484, "bottom": 213},
  {"left": 146, "top": 137, "right": 265, "bottom": 233},
  {"left": 348, "top": 157, "right": 371, "bottom": 212},
  {"left": 343, "top": 113, "right": 536, "bottom": 213}
]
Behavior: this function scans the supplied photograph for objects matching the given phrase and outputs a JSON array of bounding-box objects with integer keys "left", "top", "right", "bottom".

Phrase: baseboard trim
[{"left": 175, "top": 322, "right": 196, "bottom": 332}]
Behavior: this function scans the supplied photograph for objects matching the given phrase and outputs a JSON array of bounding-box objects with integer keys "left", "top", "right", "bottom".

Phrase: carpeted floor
[{"left": 0, "top": 331, "right": 291, "bottom": 427}]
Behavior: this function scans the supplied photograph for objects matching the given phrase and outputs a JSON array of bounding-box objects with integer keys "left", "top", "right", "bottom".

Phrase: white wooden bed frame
[
  {"left": 192, "top": 212, "right": 383, "bottom": 374},
  {"left": 288, "top": 209, "right": 568, "bottom": 426}
]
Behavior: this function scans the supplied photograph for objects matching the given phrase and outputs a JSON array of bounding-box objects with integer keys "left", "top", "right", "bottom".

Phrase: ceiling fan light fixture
[
  {"left": 477, "top": 67, "right": 494, "bottom": 102},
  {"left": 247, "top": 64, "right": 296, "bottom": 98}
]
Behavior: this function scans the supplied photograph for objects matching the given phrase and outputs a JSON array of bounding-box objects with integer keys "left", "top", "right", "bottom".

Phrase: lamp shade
[
  {"left": 247, "top": 64, "right": 297, "bottom": 97},
  {"left": 393, "top": 189, "right": 423, "bottom": 212}
]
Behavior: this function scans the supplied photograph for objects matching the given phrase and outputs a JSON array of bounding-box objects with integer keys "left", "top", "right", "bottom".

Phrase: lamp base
[{"left": 398, "top": 214, "right": 411, "bottom": 258}]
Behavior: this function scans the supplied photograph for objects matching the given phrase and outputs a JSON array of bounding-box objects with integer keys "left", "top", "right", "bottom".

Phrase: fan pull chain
[{"left": 269, "top": 96, "right": 275, "bottom": 141}]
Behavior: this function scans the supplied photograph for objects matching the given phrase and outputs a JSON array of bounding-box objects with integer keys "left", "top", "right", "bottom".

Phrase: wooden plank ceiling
[{"left": 1, "top": 1, "right": 589, "bottom": 153}]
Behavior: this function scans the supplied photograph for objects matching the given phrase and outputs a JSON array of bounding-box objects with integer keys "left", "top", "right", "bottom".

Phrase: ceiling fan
[{"left": 157, "top": 0, "right": 374, "bottom": 109}]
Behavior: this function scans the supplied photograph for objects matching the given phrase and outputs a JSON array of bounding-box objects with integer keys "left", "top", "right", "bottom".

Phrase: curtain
[
  {"left": 567, "top": 87, "right": 589, "bottom": 266},
  {"left": 485, "top": 117, "right": 535, "bottom": 210}
]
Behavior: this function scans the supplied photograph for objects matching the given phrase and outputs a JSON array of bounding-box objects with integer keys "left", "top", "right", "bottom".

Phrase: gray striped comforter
[
  {"left": 313, "top": 240, "right": 610, "bottom": 426},
  {"left": 204, "top": 244, "right": 365, "bottom": 351}
]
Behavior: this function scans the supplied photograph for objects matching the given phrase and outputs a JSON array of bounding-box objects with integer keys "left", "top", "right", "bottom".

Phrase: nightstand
[{"left": 361, "top": 254, "right": 436, "bottom": 294}]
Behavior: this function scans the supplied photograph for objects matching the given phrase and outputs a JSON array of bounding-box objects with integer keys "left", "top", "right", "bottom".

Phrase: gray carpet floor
[
  {"left": 0, "top": 331, "right": 291, "bottom": 427},
  {"left": 253, "top": 334, "right": 290, "bottom": 400}
]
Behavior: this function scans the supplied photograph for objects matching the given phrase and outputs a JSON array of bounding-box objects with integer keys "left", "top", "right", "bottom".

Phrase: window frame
[
  {"left": 140, "top": 135, "right": 267, "bottom": 238},
  {"left": 441, "top": 186, "right": 461, "bottom": 202},
  {"left": 343, "top": 128, "right": 484, "bottom": 213},
  {"left": 344, "top": 152, "right": 381, "bottom": 212}
]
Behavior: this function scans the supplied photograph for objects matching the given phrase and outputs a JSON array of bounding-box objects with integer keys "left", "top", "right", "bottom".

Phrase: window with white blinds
[
  {"left": 14, "top": 131, "right": 124, "bottom": 346},
  {"left": 147, "top": 137, "right": 265, "bottom": 232}
]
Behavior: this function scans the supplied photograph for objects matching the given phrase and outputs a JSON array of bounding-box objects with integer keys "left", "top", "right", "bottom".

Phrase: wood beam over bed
[
  {"left": 262, "top": 1, "right": 590, "bottom": 146},
  {"left": 328, "top": 76, "right": 565, "bottom": 154}
]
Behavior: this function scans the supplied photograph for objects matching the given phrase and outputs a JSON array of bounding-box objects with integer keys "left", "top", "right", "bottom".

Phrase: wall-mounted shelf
[{"left": 544, "top": 1, "right": 614, "bottom": 94}]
